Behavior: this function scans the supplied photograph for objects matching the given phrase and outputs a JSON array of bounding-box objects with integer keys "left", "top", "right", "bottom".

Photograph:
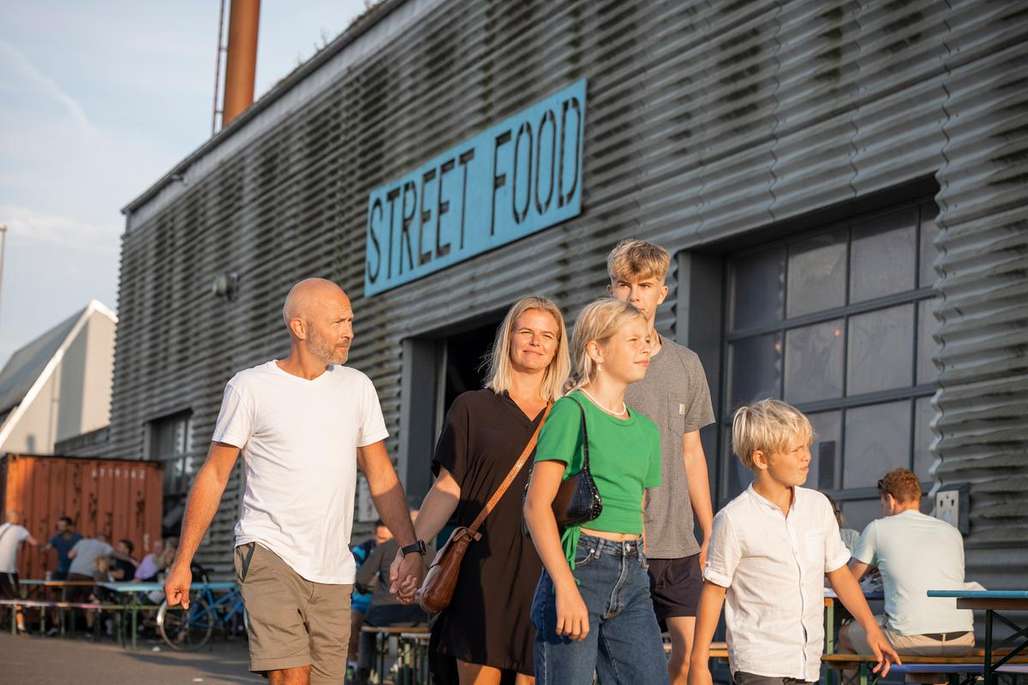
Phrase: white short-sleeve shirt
[
  {"left": 213, "top": 361, "right": 389, "bottom": 584},
  {"left": 0, "top": 524, "right": 30, "bottom": 572},
  {"left": 704, "top": 485, "right": 851, "bottom": 682},
  {"left": 853, "top": 510, "right": 972, "bottom": 635}
]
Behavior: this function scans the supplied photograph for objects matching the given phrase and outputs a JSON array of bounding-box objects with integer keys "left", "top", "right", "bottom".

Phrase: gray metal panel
[
  {"left": 932, "top": 1, "right": 1028, "bottom": 584},
  {"left": 107, "top": 0, "right": 1028, "bottom": 582}
]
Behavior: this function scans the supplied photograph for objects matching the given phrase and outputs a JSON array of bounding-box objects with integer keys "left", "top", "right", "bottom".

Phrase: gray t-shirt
[
  {"left": 626, "top": 336, "right": 715, "bottom": 558},
  {"left": 68, "top": 538, "right": 113, "bottom": 577}
]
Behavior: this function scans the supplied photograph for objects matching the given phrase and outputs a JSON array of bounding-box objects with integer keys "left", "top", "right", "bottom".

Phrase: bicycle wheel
[{"left": 157, "top": 597, "right": 215, "bottom": 650}]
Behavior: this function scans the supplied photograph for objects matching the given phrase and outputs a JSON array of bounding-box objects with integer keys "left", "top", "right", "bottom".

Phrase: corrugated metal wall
[{"left": 108, "top": 0, "right": 1028, "bottom": 579}]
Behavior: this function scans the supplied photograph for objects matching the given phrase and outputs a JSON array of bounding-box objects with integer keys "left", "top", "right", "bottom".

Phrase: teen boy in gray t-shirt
[{"left": 608, "top": 239, "right": 716, "bottom": 685}]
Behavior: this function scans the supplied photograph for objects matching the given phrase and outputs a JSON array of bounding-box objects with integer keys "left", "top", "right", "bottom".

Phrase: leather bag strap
[
  {"left": 467, "top": 402, "right": 552, "bottom": 536},
  {"left": 567, "top": 396, "right": 590, "bottom": 470}
]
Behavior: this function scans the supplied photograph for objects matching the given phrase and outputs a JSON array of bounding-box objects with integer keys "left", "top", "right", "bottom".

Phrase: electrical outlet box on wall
[{"left": 934, "top": 484, "right": 970, "bottom": 535}]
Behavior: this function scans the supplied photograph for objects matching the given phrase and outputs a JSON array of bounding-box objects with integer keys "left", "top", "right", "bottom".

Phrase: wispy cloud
[
  {"left": 0, "top": 204, "right": 118, "bottom": 255},
  {"left": 0, "top": 39, "right": 95, "bottom": 136}
]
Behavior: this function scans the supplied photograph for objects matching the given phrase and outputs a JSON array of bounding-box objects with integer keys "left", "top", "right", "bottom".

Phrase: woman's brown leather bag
[{"left": 416, "top": 403, "right": 551, "bottom": 614}]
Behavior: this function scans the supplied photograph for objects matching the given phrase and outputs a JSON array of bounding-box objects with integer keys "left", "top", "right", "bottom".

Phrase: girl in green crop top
[{"left": 523, "top": 298, "right": 669, "bottom": 684}]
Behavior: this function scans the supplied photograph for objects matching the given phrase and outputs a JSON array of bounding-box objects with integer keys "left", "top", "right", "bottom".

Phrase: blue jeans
[{"left": 532, "top": 534, "right": 669, "bottom": 684}]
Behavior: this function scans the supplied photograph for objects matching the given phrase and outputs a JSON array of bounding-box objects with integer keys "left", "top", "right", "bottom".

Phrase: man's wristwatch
[{"left": 400, "top": 540, "right": 427, "bottom": 557}]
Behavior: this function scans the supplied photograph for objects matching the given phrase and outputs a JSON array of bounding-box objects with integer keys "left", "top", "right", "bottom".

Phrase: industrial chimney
[{"left": 222, "top": 0, "right": 260, "bottom": 127}]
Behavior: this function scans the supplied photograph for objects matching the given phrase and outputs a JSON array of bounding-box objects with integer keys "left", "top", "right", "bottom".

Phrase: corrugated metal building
[{"left": 108, "top": 0, "right": 1027, "bottom": 586}]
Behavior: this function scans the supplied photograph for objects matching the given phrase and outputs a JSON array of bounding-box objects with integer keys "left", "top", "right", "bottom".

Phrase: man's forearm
[
  {"left": 360, "top": 441, "right": 417, "bottom": 547},
  {"left": 174, "top": 465, "right": 230, "bottom": 567},
  {"left": 371, "top": 486, "right": 417, "bottom": 548}
]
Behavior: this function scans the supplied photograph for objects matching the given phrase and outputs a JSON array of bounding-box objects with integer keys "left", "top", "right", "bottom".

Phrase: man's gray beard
[{"left": 309, "top": 334, "right": 347, "bottom": 365}]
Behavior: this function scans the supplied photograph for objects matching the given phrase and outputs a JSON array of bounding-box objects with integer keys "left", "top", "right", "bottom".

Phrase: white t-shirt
[
  {"left": 68, "top": 538, "right": 114, "bottom": 576},
  {"left": 705, "top": 485, "right": 851, "bottom": 682},
  {"left": 213, "top": 361, "right": 389, "bottom": 584},
  {"left": 0, "top": 524, "right": 30, "bottom": 573},
  {"left": 853, "top": 509, "right": 973, "bottom": 635}
]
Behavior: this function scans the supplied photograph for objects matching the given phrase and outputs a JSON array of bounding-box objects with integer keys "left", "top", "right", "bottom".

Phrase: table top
[
  {"left": 19, "top": 579, "right": 97, "bottom": 587},
  {"left": 928, "top": 590, "right": 1028, "bottom": 600},
  {"left": 97, "top": 581, "right": 237, "bottom": 593}
]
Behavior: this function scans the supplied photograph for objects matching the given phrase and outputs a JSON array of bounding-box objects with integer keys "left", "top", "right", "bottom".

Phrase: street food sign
[{"left": 364, "top": 79, "right": 586, "bottom": 296}]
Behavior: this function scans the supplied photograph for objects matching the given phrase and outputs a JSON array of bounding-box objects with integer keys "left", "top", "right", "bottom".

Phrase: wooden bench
[{"left": 823, "top": 652, "right": 1028, "bottom": 685}]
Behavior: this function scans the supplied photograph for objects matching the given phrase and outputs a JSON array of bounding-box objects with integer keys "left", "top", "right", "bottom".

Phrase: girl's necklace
[{"left": 579, "top": 388, "right": 628, "bottom": 418}]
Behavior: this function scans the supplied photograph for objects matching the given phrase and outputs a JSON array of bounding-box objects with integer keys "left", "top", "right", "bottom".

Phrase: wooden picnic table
[{"left": 928, "top": 589, "right": 1028, "bottom": 685}]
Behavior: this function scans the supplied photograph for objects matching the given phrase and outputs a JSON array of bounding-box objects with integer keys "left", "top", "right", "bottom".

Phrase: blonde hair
[
  {"left": 732, "top": 399, "right": 813, "bottom": 469},
  {"left": 607, "top": 239, "right": 671, "bottom": 284},
  {"left": 566, "top": 298, "right": 648, "bottom": 392},
  {"left": 485, "top": 297, "right": 570, "bottom": 402}
]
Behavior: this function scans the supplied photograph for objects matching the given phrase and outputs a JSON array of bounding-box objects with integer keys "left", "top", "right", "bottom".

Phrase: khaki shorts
[
  {"left": 235, "top": 543, "right": 352, "bottom": 682},
  {"left": 843, "top": 614, "right": 975, "bottom": 656}
]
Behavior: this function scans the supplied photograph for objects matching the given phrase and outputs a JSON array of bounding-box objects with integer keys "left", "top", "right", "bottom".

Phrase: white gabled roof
[{"left": 0, "top": 300, "right": 117, "bottom": 444}]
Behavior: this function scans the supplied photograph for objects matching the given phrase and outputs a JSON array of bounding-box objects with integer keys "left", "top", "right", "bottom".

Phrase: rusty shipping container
[{"left": 0, "top": 454, "right": 162, "bottom": 579}]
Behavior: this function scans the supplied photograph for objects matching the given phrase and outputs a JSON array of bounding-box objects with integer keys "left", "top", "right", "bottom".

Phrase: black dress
[{"left": 430, "top": 389, "right": 545, "bottom": 675}]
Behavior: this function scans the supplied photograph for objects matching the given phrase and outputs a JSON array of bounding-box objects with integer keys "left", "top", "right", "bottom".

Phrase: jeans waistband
[{"left": 579, "top": 533, "right": 643, "bottom": 557}]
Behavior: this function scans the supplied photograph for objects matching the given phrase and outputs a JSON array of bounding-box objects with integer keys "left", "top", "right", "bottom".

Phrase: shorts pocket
[{"left": 234, "top": 543, "right": 258, "bottom": 584}]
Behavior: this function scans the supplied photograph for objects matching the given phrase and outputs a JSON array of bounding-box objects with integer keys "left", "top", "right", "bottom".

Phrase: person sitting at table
[
  {"left": 133, "top": 534, "right": 163, "bottom": 580},
  {"left": 841, "top": 468, "right": 974, "bottom": 658},
  {"left": 826, "top": 495, "right": 861, "bottom": 554},
  {"left": 67, "top": 532, "right": 113, "bottom": 614},
  {"left": 109, "top": 539, "right": 138, "bottom": 581},
  {"left": 348, "top": 520, "right": 390, "bottom": 679},
  {"left": 353, "top": 514, "right": 428, "bottom": 685}
]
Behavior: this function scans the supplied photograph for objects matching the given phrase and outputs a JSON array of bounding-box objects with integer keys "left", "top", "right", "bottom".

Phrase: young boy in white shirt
[{"left": 689, "top": 400, "right": 900, "bottom": 685}]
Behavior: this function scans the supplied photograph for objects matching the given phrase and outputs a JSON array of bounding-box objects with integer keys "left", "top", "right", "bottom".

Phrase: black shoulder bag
[{"left": 525, "top": 396, "right": 603, "bottom": 531}]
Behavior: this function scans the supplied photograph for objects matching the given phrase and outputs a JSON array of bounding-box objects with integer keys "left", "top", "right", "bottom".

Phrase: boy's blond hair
[
  {"left": 607, "top": 239, "right": 671, "bottom": 284},
  {"left": 732, "top": 399, "right": 813, "bottom": 469}
]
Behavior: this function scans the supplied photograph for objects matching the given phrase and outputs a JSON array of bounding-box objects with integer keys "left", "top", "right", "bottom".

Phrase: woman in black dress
[{"left": 393, "top": 296, "right": 570, "bottom": 684}]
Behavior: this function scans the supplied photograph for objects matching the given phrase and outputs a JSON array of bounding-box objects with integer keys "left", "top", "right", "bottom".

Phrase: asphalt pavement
[{"left": 0, "top": 632, "right": 263, "bottom": 684}]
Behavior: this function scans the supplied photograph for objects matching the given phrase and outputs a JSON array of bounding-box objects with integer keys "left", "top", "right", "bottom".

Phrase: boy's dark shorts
[{"left": 647, "top": 553, "right": 702, "bottom": 625}]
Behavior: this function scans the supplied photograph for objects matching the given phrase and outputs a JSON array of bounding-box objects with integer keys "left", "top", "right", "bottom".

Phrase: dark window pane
[
  {"left": 728, "top": 334, "right": 782, "bottom": 414},
  {"left": 843, "top": 400, "right": 912, "bottom": 488},
  {"left": 730, "top": 247, "right": 785, "bottom": 331},
  {"left": 847, "top": 304, "right": 915, "bottom": 396},
  {"left": 784, "top": 320, "right": 844, "bottom": 404},
  {"left": 917, "top": 298, "right": 940, "bottom": 385},
  {"left": 787, "top": 229, "right": 847, "bottom": 318},
  {"left": 919, "top": 205, "right": 940, "bottom": 288},
  {"left": 843, "top": 499, "right": 881, "bottom": 534},
  {"left": 914, "top": 396, "right": 936, "bottom": 481},
  {"left": 850, "top": 209, "right": 917, "bottom": 303},
  {"left": 808, "top": 411, "right": 841, "bottom": 490}
]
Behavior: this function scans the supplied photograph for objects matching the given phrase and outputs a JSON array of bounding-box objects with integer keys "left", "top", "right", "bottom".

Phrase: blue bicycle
[{"left": 156, "top": 581, "right": 247, "bottom": 650}]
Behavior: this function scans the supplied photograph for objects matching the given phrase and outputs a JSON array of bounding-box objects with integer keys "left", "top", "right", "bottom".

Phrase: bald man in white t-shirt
[{"left": 164, "top": 279, "right": 425, "bottom": 685}]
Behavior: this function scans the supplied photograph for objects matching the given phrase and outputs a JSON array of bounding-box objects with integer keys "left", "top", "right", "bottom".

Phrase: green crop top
[{"left": 534, "top": 390, "right": 662, "bottom": 568}]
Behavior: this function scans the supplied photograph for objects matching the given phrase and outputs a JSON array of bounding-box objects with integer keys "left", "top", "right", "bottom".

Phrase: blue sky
[{"left": 0, "top": 0, "right": 367, "bottom": 364}]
